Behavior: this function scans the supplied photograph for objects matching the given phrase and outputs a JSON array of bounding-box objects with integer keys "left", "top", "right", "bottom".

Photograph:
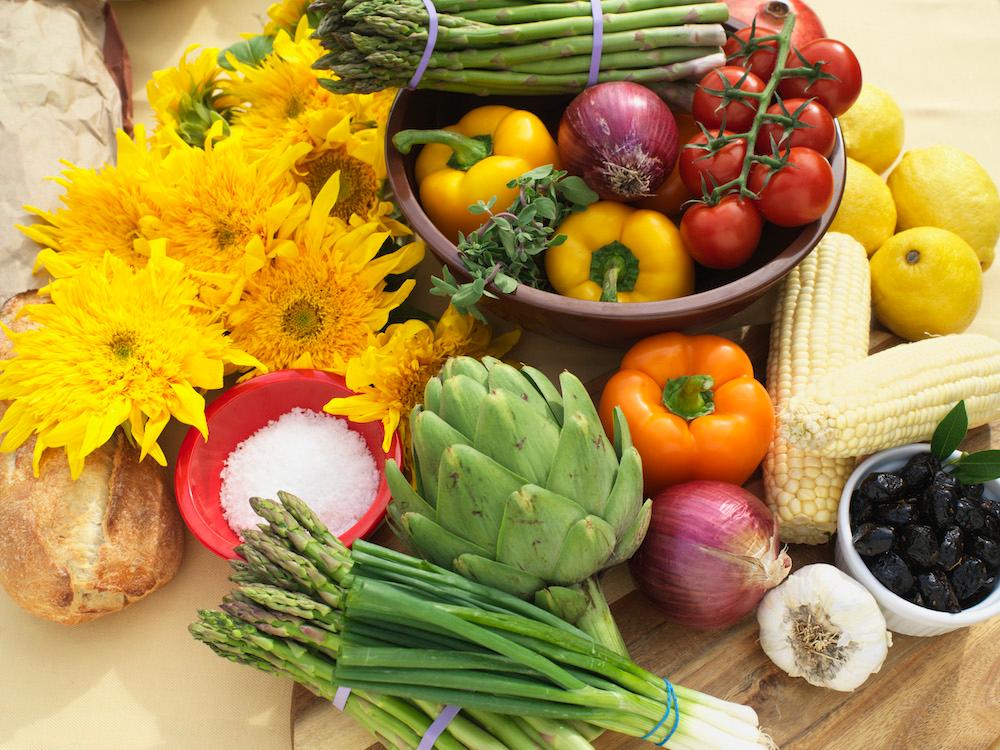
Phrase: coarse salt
[{"left": 220, "top": 407, "right": 379, "bottom": 539}]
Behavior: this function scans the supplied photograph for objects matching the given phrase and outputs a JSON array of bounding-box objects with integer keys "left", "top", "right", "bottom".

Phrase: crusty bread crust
[{"left": 0, "top": 291, "right": 184, "bottom": 624}]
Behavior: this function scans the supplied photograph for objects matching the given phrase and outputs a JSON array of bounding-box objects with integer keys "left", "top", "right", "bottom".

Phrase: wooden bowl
[{"left": 385, "top": 89, "right": 846, "bottom": 347}]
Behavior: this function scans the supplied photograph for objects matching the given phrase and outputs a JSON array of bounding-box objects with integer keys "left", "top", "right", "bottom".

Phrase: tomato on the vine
[
  {"left": 748, "top": 146, "right": 834, "bottom": 227},
  {"left": 680, "top": 195, "right": 763, "bottom": 269},
  {"left": 678, "top": 130, "right": 747, "bottom": 195},
  {"left": 692, "top": 66, "right": 766, "bottom": 131},
  {"left": 723, "top": 27, "right": 779, "bottom": 81},
  {"left": 778, "top": 38, "right": 863, "bottom": 116},
  {"left": 757, "top": 98, "right": 836, "bottom": 157}
]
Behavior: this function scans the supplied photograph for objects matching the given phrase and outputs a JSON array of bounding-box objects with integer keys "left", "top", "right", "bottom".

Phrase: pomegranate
[{"left": 723, "top": 0, "right": 826, "bottom": 48}]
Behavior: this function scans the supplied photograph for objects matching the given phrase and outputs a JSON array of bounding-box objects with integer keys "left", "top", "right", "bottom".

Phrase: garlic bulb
[{"left": 757, "top": 564, "right": 892, "bottom": 691}]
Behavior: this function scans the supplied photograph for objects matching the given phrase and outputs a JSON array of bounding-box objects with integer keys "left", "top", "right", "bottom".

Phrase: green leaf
[
  {"left": 533, "top": 197, "right": 558, "bottom": 221},
  {"left": 950, "top": 451, "right": 1000, "bottom": 484},
  {"left": 494, "top": 273, "right": 518, "bottom": 294},
  {"left": 556, "top": 176, "right": 599, "bottom": 207},
  {"left": 513, "top": 164, "right": 554, "bottom": 185},
  {"left": 218, "top": 35, "right": 274, "bottom": 71},
  {"left": 931, "top": 401, "right": 968, "bottom": 461}
]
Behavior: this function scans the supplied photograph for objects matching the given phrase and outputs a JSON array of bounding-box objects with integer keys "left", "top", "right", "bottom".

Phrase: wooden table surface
[{"left": 290, "top": 330, "right": 1000, "bottom": 750}]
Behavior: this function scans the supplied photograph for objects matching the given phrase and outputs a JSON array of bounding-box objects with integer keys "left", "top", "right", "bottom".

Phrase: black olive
[
  {"left": 901, "top": 525, "right": 938, "bottom": 569},
  {"left": 963, "top": 483, "right": 985, "bottom": 500},
  {"left": 876, "top": 499, "right": 918, "bottom": 526},
  {"left": 939, "top": 527, "right": 964, "bottom": 570},
  {"left": 971, "top": 536, "right": 1000, "bottom": 570},
  {"left": 917, "top": 570, "right": 961, "bottom": 612},
  {"left": 849, "top": 489, "right": 874, "bottom": 525},
  {"left": 870, "top": 551, "right": 914, "bottom": 596},
  {"left": 984, "top": 514, "right": 1000, "bottom": 544},
  {"left": 859, "top": 472, "right": 906, "bottom": 504},
  {"left": 932, "top": 471, "right": 960, "bottom": 495},
  {"left": 928, "top": 488, "right": 955, "bottom": 528},
  {"left": 853, "top": 524, "right": 895, "bottom": 557},
  {"left": 901, "top": 587, "right": 925, "bottom": 607},
  {"left": 900, "top": 452, "right": 939, "bottom": 491},
  {"left": 949, "top": 557, "right": 989, "bottom": 601},
  {"left": 954, "top": 497, "right": 986, "bottom": 534}
]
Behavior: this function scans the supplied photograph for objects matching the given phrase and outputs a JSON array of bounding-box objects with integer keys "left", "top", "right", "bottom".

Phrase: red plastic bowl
[{"left": 174, "top": 369, "right": 402, "bottom": 560}]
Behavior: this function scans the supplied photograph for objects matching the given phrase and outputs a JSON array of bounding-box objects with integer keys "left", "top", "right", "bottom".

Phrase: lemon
[
  {"left": 828, "top": 158, "right": 897, "bottom": 255},
  {"left": 870, "top": 227, "right": 982, "bottom": 341},
  {"left": 888, "top": 146, "right": 1000, "bottom": 270},
  {"left": 838, "top": 84, "right": 905, "bottom": 174}
]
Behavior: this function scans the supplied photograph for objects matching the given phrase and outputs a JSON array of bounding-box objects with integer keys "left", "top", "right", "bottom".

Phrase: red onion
[
  {"left": 630, "top": 480, "right": 791, "bottom": 630},
  {"left": 557, "top": 82, "right": 679, "bottom": 201}
]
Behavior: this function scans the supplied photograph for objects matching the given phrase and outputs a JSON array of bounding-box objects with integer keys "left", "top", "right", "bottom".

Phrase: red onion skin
[
  {"left": 630, "top": 480, "right": 791, "bottom": 630},
  {"left": 558, "top": 82, "right": 679, "bottom": 201}
]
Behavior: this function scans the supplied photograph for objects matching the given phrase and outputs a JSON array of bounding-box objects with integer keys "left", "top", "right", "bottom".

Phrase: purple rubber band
[
  {"left": 587, "top": 0, "right": 604, "bottom": 87},
  {"left": 416, "top": 704, "right": 461, "bottom": 750},
  {"left": 332, "top": 686, "right": 351, "bottom": 711},
  {"left": 407, "top": 0, "right": 439, "bottom": 90}
]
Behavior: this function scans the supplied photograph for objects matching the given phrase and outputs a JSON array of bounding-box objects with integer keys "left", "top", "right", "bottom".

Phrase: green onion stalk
[
  {"left": 191, "top": 492, "right": 776, "bottom": 750},
  {"left": 308, "top": 0, "right": 729, "bottom": 101}
]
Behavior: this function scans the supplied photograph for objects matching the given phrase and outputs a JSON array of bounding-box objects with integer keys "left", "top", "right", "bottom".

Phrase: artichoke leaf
[
  {"left": 606, "top": 497, "right": 652, "bottom": 567},
  {"left": 534, "top": 585, "right": 589, "bottom": 625},
  {"left": 454, "top": 554, "right": 546, "bottom": 599},
  {"left": 402, "top": 512, "right": 492, "bottom": 571},
  {"left": 435, "top": 444, "right": 527, "bottom": 550},
  {"left": 423, "top": 376, "right": 442, "bottom": 413},
  {"left": 438, "top": 373, "right": 489, "bottom": 439},
  {"left": 549, "top": 515, "right": 616, "bottom": 584},
  {"left": 412, "top": 409, "right": 471, "bottom": 505},
  {"left": 520, "top": 364, "right": 565, "bottom": 425},
  {"left": 474, "top": 388, "right": 560, "bottom": 486},
  {"left": 441, "top": 356, "right": 489, "bottom": 385},
  {"left": 546, "top": 411, "right": 617, "bottom": 517},
  {"left": 495, "top": 484, "right": 589, "bottom": 579},
  {"left": 486, "top": 362, "right": 552, "bottom": 417},
  {"left": 385, "top": 459, "right": 435, "bottom": 521},
  {"left": 602, "top": 445, "right": 645, "bottom": 536},
  {"left": 558, "top": 371, "right": 606, "bottom": 434}
]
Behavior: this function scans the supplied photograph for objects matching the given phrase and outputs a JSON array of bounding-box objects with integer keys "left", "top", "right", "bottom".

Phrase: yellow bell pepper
[
  {"left": 393, "top": 105, "right": 560, "bottom": 242},
  {"left": 545, "top": 202, "right": 695, "bottom": 303}
]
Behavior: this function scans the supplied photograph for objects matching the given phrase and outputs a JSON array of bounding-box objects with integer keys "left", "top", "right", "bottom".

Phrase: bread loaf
[{"left": 0, "top": 291, "right": 184, "bottom": 624}]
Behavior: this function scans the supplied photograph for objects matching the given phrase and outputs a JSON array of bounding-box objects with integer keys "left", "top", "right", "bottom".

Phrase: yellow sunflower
[
  {"left": 0, "top": 243, "right": 263, "bottom": 478},
  {"left": 148, "top": 45, "right": 238, "bottom": 150},
  {"left": 226, "top": 173, "right": 424, "bottom": 376},
  {"left": 141, "top": 130, "right": 311, "bottom": 306},
  {"left": 226, "top": 28, "right": 354, "bottom": 155},
  {"left": 264, "top": 0, "right": 311, "bottom": 35},
  {"left": 324, "top": 306, "right": 520, "bottom": 452},
  {"left": 23, "top": 126, "right": 164, "bottom": 280}
]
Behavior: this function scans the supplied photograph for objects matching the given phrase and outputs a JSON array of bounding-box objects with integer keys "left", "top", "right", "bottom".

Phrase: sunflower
[
  {"left": 324, "top": 306, "right": 520, "bottom": 452},
  {"left": 0, "top": 243, "right": 262, "bottom": 478},
  {"left": 148, "top": 45, "right": 238, "bottom": 150},
  {"left": 226, "top": 28, "right": 354, "bottom": 155},
  {"left": 141, "top": 130, "right": 311, "bottom": 305},
  {"left": 23, "top": 126, "right": 164, "bottom": 280},
  {"left": 226, "top": 174, "right": 424, "bottom": 376},
  {"left": 264, "top": 0, "right": 311, "bottom": 35}
]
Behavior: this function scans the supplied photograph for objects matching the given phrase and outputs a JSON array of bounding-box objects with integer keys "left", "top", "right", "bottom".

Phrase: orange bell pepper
[{"left": 598, "top": 332, "right": 774, "bottom": 493}]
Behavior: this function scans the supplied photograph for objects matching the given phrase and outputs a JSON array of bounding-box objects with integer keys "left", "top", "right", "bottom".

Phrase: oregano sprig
[
  {"left": 930, "top": 401, "right": 1000, "bottom": 484},
  {"left": 430, "top": 165, "right": 598, "bottom": 321}
]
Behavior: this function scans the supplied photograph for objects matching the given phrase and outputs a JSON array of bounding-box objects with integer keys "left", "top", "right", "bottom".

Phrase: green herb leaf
[
  {"left": 494, "top": 273, "right": 518, "bottom": 294},
  {"left": 218, "top": 35, "right": 274, "bottom": 71},
  {"left": 555, "top": 176, "right": 599, "bottom": 207},
  {"left": 931, "top": 401, "right": 968, "bottom": 461},
  {"left": 514, "top": 164, "right": 554, "bottom": 184},
  {"left": 951, "top": 450, "right": 1000, "bottom": 484}
]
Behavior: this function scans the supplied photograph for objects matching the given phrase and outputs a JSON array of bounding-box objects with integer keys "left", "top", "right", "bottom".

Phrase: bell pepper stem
[
  {"left": 590, "top": 241, "right": 639, "bottom": 303},
  {"left": 662, "top": 375, "right": 716, "bottom": 420},
  {"left": 391, "top": 129, "right": 492, "bottom": 170},
  {"left": 601, "top": 264, "right": 621, "bottom": 303}
]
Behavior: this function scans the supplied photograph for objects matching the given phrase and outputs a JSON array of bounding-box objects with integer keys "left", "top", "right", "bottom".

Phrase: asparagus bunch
[
  {"left": 192, "top": 492, "right": 775, "bottom": 750},
  {"left": 309, "top": 0, "right": 728, "bottom": 98}
]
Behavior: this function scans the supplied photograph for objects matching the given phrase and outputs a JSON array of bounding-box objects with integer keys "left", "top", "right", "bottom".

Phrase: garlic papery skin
[{"left": 757, "top": 564, "right": 892, "bottom": 691}]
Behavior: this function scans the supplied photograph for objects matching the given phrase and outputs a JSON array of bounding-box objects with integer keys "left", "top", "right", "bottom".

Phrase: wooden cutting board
[{"left": 291, "top": 329, "right": 1000, "bottom": 750}]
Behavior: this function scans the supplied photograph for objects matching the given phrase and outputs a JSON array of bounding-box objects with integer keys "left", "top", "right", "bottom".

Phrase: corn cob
[
  {"left": 763, "top": 233, "right": 871, "bottom": 544},
  {"left": 782, "top": 333, "right": 1000, "bottom": 458}
]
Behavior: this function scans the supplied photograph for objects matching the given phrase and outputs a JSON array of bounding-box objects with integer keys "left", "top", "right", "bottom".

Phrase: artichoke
[{"left": 384, "top": 356, "right": 651, "bottom": 653}]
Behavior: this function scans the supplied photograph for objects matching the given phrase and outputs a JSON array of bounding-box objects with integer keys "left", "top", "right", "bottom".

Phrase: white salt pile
[{"left": 220, "top": 407, "right": 379, "bottom": 538}]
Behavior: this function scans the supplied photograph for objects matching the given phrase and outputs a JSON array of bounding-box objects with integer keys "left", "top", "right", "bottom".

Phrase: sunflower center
[
  {"left": 214, "top": 219, "right": 248, "bottom": 250},
  {"left": 281, "top": 297, "right": 325, "bottom": 341},
  {"left": 303, "top": 148, "right": 379, "bottom": 221},
  {"left": 108, "top": 330, "right": 138, "bottom": 361}
]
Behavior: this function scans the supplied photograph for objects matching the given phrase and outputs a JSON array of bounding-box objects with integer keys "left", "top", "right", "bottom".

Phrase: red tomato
[
  {"left": 778, "top": 38, "right": 863, "bottom": 116},
  {"left": 680, "top": 195, "right": 763, "bottom": 269},
  {"left": 748, "top": 147, "right": 834, "bottom": 227},
  {"left": 723, "top": 27, "right": 779, "bottom": 81},
  {"left": 679, "top": 131, "right": 747, "bottom": 196},
  {"left": 757, "top": 99, "right": 836, "bottom": 157},
  {"left": 692, "top": 66, "right": 766, "bottom": 131}
]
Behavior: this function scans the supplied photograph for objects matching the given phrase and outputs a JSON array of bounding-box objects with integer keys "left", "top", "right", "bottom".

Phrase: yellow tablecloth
[{"left": 2, "top": 1, "right": 999, "bottom": 748}]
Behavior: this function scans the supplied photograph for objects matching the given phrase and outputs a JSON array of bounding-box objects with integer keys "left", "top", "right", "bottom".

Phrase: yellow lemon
[
  {"left": 829, "top": 158, "right": 897, "bottom": 255},
  {"left": 838, "top": 84, "right": 905, "bottom": 174},
  {"left": 888, "top": 146, "right": 1000, "bottom": 270},
  {"left": 870, "top": 227, "right": 982, "bottom": 341}
]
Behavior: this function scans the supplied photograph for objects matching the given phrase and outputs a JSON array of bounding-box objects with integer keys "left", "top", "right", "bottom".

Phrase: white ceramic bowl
[{"left": 836, "top": 444, "right": 1000, "bottom": 637}]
